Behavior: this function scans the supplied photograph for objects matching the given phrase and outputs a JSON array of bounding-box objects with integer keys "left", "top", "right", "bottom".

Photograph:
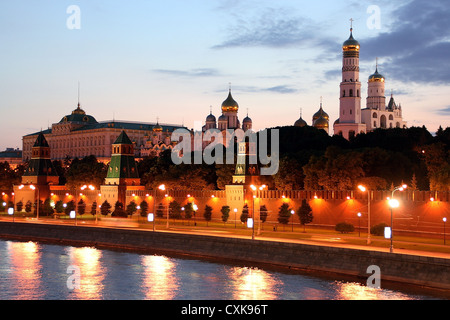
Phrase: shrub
[
  {"left": 371, "top": 223, "right": 389, "bottom": 236},
  {"left": 335, "top": 222, "right": 355, "bottom": 234}
]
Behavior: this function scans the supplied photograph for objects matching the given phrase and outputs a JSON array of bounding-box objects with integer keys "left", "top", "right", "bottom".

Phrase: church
[{"left": 295, "top": 25, "right": 407, "bottom": 139}]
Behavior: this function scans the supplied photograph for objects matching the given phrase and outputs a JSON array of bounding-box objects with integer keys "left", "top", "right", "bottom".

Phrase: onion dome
[
  {"left": 314, "top": 116, "right": 329, "bottom": 130},
  {"left": 206, "top": 112, "right": 216, "bottom": 122},
  {"left": 369, "top": 67, "right": 385, "bottom": 83},
  {"left": 313, "top": 103, "right": 329, "bottom": 123},
  {"left": 294, "top": 116, "right": 307, "bottom": 127},
  {"left": 343, "top": 29, "right": 360, "bottom": 52},
  {"left": 243, "top": 115, "right": 252, "bottom": 124},
  {"left": 221, "top": 89, "right": 239, "bottom": 113},
  {"left": 152, "top": 121, "right": 163, "bottom": 132},
  {"left": 218, "top": 114, "right": 227, "bottom": 122}
]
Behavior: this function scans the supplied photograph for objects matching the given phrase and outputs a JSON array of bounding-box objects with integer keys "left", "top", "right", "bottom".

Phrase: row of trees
[{"left": 2, "top": 125, "right": 448, "bottom": 192}]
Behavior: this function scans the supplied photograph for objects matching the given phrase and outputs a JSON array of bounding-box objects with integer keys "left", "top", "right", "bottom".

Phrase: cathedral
[
  {"left": 333, "top": 26, "right": 407, "bottom": 139},
  {"left": 295, "top": 25, "right": 407, "bottom": 139}
]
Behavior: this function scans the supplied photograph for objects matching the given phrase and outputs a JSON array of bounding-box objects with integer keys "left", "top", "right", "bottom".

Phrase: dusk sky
[{"left": 0, "top": 0, "right": 449, "bottom": 150}]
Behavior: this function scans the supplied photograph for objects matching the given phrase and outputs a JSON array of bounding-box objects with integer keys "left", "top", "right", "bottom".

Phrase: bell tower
[{"left": 334, "top": 21, "right": 367, "bottom": 140}]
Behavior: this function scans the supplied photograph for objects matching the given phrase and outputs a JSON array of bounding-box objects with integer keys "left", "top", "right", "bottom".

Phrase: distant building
[
  {"left": 333, "top": 26, "right": 407, "bottom": 140},
  {"left": 0, "top": 148, "right": 22, "bottom": 168},
  {"left": 22, "top": 103, "right": 185, "bottom": 162}
]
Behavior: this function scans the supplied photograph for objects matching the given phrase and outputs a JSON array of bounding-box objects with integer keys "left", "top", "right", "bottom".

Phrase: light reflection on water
[{"left": 0, "top": 240, "right": 443, "bottom": 300}]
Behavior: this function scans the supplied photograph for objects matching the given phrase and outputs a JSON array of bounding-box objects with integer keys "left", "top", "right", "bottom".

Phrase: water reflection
[
  {"left": 335, "top": 281, "right": 415, "bottom": 300},
  {"left": 66, "top": 246, "right": 104, "bottom": 300},
  {"left": 141, "top": 255, "right": 178, "bottom": 300},
  {"left": 227, "top": 267, "right": 280, "bottom": 300},
  {"left": 6, "top": 241, "right": 43, "bottom": 299}
]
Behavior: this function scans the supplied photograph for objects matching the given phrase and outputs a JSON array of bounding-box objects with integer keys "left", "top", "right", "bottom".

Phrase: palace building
[{"left": 22, "top": 103, "right": 185, "bottom": 162}]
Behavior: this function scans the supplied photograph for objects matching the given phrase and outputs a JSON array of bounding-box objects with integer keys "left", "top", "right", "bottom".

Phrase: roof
[
  {"left": 33, "top": 132, "right": 50, "bottom": 148},
  {"left": 114, "top": 130, "right": 133, "bottom": 145}
]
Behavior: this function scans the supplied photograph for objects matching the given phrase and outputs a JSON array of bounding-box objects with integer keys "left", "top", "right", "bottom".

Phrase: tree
[
  {"left": 278, "top": 203, "right": 292, "bottom": 230},
  {"left": 65, "top": 200, "right": 76, "bottom": 215},
  {"left": 65, "top": 155, "right": 107, "bottom": 190},
  {"left": 126, "top": 201, "right": 138, "bottom": 218},
  {"left": 139, "top": 200, "right": 149, "bottom": 218},
  {"left": 112, "top": 201, "right": 126, "bottom": 218},
  {"left": 42, "top": 198, "right": 54, "bottom": 217},
  {"left": 240, "top": 204, "right": 249, "bottom": 225},
  {"left": 297, "top": 199, "right": 313, "bottom": 232},
  {"left": 100, "top": 200, "right": 111, "bottom": 216},
  {"left": 25, "top": 201, "right": 32, "bottom": 214},
  {"left": 77, "top": 199, "right": 86, "bottom": 216},
  {"left": 335, "top": 222, "right": 355, "bottom": 234},
  {"left": 169, "top": 201, "right": 182, "bottom": 219},
  {"left": 204, "top": 205, "right": 213, "bottom": 226},
  {"left": 55, "top": 200, "right": 64, "bottom": 214},
  {"left": 90, "top": 201, "right": 97, "bottom": 216},
  {"left": 221, "top": 206, "right": 230, "bottom": 225},
  {"left": 260, "top": 205, "right": 268, "bottom": 228},
  {"left": 16, "top": 201, "right": 23, "bottom": 213},
  {"left": 183, "top": 202, "right": 194, "bottom": 225}
]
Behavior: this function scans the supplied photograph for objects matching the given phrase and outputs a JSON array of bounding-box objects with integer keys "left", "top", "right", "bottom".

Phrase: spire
[
  {"left": 77, "top": 81, "right": 80, "bottom": 107},
  {"left": 350, "top": 18, "right": 354, "bottom": 32}
]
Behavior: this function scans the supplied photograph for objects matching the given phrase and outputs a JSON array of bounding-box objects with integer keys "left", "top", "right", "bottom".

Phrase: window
[
  {"left": 373, "top": 112, "right": 378, "bottom": 118},
  {"left": 350, "top": 89, "right": 353, "bottom": 97}
]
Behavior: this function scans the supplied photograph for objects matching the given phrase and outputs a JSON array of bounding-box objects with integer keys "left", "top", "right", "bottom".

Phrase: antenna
[{"left": 77, "top": 81, "right": 80, "bottom": 106}]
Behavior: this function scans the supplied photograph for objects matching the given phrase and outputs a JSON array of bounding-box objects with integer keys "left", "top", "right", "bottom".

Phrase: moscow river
[{"left": 0, "top": 239, "right": 446, "bottom": 300}]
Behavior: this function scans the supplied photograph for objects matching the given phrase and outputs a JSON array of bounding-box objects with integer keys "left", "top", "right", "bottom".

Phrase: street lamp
[
  {"left": 358, "top": 185, "right": 371, "bottom": 244},
  {"left": 250, "top": 184, "right": 267, "bottom": 238},
  {"left": 29, "top": 185, "right": 40, "bottom": 220},
  {"left": 443, "top": 217, "right": 447, "bottom": 245},
  {"left": 291, "top": 210, "right": 295, "bottom": 232},
  {"left": 158, "top": 184, "right": 170, "bottom": 228},
  {"left": 234, "top": 208, "right": 238, "bottom": 229},
  {"left": 388, "top": 184, "right": 406, "bottom": 253},
  {"left": 357, "top": 212, "right": 362, "bottom": 237}
]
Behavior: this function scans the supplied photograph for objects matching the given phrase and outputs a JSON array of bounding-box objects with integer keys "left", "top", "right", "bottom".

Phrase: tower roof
[
  {"left": 114, "top": 130, "right": 133, "bottom": 145},
  {"left": 343, "top": 29, "right": 360, "bottom": 51},
  {"left": 369, "top": 67, "right": 385, "bottom": 82},
  {"left": 59, "top": 104, "right": 98, "bottom": 124},
  {"left": 33, "top": 132, "right": 50, "bottom": 148}
]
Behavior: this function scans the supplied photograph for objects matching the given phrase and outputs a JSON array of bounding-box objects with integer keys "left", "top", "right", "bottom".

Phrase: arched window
[
  {"left": 349, "top": 89, "right": 353, "bottom": 97},
  {"left": 373, "top": 112, "right": 378, "bottom": 118}
]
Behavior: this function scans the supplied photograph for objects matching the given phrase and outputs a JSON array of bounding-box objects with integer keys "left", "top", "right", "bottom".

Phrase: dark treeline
[{"left": 2, "top": 126, "right": 449, "bottom": 192}]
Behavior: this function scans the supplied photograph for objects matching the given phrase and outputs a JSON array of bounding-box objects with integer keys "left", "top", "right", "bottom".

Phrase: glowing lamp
[
  {"left": 247, "top": 218, "right": 254, "bottom": 229},
  {"left": 69, "top": 211, "right": 76, "bottom": 219},
  {"left": 384, "top": 227, "right": 392, "bottom": 239},
  {"left": 388, "top": 199, "right": 400, "bottom": 208},
  {"left": 8, "top": 208, "right": 14, "bottom": 215},
  {"left": 147, "top": 213, "right": 154, "bottom": 222}
]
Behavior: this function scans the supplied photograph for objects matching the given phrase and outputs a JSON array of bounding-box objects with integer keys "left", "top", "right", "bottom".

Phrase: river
[{"left": 0, "top": 239, "right": 446, "bottom": 300}]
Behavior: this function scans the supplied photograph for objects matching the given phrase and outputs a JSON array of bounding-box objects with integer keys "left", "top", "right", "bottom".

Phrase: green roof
[
  {"left": 114, "top": 130, "right": 133, "bottom": 145},
  {"left": 106, "top": 155, "right": 139, "bottom": 179}
]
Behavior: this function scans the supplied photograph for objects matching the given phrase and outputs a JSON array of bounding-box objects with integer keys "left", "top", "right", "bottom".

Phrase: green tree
[
  {"left": 183, "top": 202, "right": 194, "bottom": 225},
  {"left": 221, "top": 205, "right": 230, "bottom": 225},
  {"left": 204, "top": 205, "right": 213, "bottom": 226},
  {"left": 100, "top": 200, "right": 111, "bottom": 216},
  {"left": 65, "top": 155, "right": 107, "bottom": 190},
  {"left": 65, "top": 200, "right": 76, "bottom": 215},
  {"left": 259, "top": 205, "right": 268, "bottom": 226},
  {"left": 297, "top": 199, "right": 313, "bottom": 232},
  {"left": 139, "top": 200, "right": 149, "bottom": 218},
  {"left": 77, "top": 199, "right": 86, "bottom": 216},
  {"left": 126, "top": 201, "right": 138, "bottom": 218},
  {"left": 90, "top": 201, "right": 97, "bottom": 216},
  {"left": 112, "top": 201, "right": 126, "bottom": 218},
  {"left": 169, "top": 201, "right": 182, "bottom": 219},
  {"left": 55, "top": 200, "right": 64, "bottom": 214},
  {"left": 278, "top": 203, "right": 292, "bottom": 230},
  {"left": 25, "top": 201, "right": 32, "bottom": 214},
  {"left": 16, "top": 201, "right": 23, "bottom": 213},
  {"left": 240, "top": 204, "right": 249, "bottom": 225}
]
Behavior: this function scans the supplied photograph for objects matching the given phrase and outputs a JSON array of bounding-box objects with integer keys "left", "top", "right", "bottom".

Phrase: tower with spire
[{"left": 334, "top": 21, "right": 367, "bottom": 139}]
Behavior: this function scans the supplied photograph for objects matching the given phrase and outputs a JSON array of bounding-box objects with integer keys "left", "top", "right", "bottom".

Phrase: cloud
[
  {"left": 360, "top": 0, "right": 450, "bottom": 84},
  {"left": 153, "top": 68, "right": 221, "bottom": 78},
  {"left": 436, "top": 107, "right": 450, "bottom": 115},
  {"left": 213, "top": 7, "right": 332, "bottom": 49},
  {"left": 216, "top": 84, "right": 299, "bottom": 95}
]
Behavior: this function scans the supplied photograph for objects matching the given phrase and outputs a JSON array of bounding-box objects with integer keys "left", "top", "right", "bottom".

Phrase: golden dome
[
  {"left": 313, "top": 105, "right": 329, "bottom": 122},
  {"left": 342, "top": 30, "right": 360, "bottom": 52},
  {"left": 221, "top": 90, "right": 239, "bottom": 113},
  {"left": 314, "top": 116, "right": 329, "bottom": 129}
]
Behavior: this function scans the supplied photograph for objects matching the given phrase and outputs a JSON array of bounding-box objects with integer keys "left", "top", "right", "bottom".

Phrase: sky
[{"left": 0, "top": 0, "right": 449, "bottom": 150}]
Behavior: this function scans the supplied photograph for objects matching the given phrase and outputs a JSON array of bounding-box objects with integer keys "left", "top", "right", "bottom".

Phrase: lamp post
[
  {"left": 357, "top": 185, "right": 371, "bottom": 244},
  {"left": 388, "top": 184, "right": 407, "bottom": 253},
  {"left": 291, "top": 210, "right": 295, "bottom": 232},
  {"left": 234, "top": 208, "right": 238, "bottom": 229},
  {"left": 250, "top": 184, "right": 267, "bottom": 239},
  {"left": 357, "top": 212, "right": 362, "bottom": 237},
  {"left": 158, "top": 184, "right": 169, "bottom": 228},
  {"left": 443, "top": 217, "right": 447, "bottom": 245},
  {"left": 29, "top": 185, "right": 40, "bottom": 220}
]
